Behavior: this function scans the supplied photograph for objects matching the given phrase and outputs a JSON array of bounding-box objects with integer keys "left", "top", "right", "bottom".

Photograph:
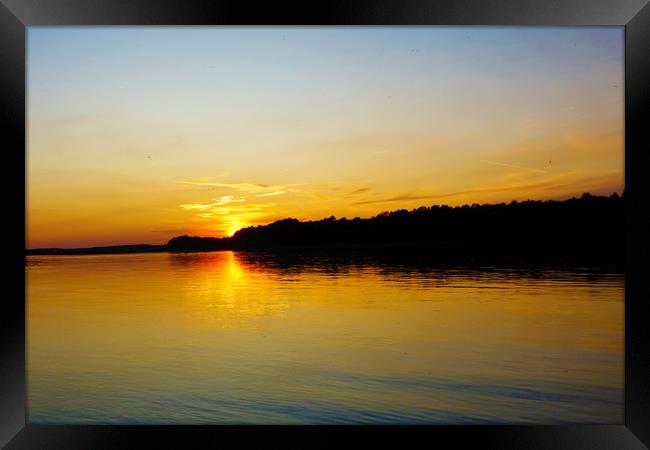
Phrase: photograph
[{"left": 25, "top": 26, "right": 625, "bottom": 425}]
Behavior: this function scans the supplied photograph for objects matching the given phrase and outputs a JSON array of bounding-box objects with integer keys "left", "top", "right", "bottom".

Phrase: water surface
[{"left": 26, "top": 251, "right": 624, "bottom": 424}]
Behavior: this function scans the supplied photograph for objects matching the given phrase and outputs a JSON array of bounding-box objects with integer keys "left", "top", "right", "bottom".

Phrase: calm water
[{"left": 26, "top": 251, "right": 624, "bottom": 424}]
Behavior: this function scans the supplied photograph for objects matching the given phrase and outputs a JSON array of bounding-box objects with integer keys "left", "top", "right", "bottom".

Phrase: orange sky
[{"left": 27, "top": 27, "right": 624, "bottom": 248}]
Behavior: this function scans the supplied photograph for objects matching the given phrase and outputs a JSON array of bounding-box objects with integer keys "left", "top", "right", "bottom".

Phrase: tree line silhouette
[{"left": 167, "top": 192, "right": 624, "bottom": 263}]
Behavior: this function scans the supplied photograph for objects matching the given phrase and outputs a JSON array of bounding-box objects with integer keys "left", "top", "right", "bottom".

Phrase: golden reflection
[
  {"left": 27, "top": 252, "right": 623, "bottom": 424},
  {"left": 170, "top": 251, "right": 290, "bottom": 329}
]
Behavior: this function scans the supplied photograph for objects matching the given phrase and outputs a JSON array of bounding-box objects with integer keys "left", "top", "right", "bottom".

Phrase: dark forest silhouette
[
  {"left": 166, "top": 192, "right": 624, "bottom": 262},
  {"left": 28, "top": 192, "right": 624, "bottom": 264}
]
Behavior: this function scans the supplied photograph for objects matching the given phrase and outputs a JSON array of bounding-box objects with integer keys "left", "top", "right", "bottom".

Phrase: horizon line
[{"left": 26, "top": 191, "right": 622, "bottom": 251}]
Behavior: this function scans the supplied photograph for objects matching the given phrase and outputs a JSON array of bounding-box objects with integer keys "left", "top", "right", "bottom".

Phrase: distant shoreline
[
  {"left": 26, "top": 240, "right": 507, "bottom": 256},
  {"left": 26, "top": 244, "right": 167, "bottom": 256}
]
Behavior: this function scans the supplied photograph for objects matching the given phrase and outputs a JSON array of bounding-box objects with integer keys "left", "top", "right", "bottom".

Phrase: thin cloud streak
[
  {"left": 351, "top": 172, "right": 622, "bottom": 207},
  {"left": 180, "top": 195, "right": 245, "bottom": 211},
  {"left": 352, "top": 193, "right": 440, "bottom": 206},
  {"left": 479, "top": 159, "right": 548, "bottom": 174},
  {"left": 255, "top": 191, "right": 286, "bottom": 197},
  {"left": 178, "top": 180, "right": 305, "bottom": 194},
  {"left": 178, "top": 181, "right": 272, "bottom": 191}
]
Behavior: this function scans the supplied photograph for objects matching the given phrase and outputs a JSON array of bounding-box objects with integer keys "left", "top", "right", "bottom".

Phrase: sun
[{"left": 226, "top": 221, "right": 245, "bottom": 237}]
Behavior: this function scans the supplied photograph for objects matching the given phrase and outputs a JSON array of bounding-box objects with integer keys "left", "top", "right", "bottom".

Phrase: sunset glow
[{"left": 27, "top": 27, "right": 624, "bottom": 248}]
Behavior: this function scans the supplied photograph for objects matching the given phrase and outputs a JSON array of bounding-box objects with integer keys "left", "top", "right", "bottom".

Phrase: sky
[{"left": 27, "top": 27, "right": 624, "bottom": 248}]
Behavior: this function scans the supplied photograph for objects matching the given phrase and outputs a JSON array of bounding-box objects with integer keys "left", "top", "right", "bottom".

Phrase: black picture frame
[{"left": 1, "top": 0, "right": 648, "bottom": 448}]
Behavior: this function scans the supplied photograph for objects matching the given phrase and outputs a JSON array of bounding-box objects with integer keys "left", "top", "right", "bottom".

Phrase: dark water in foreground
[{"left": 26, "top": 251, "right": 623, "bottom": 424}]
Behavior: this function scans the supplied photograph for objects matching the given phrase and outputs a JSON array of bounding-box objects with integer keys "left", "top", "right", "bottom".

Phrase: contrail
[{"left": 479, "top": 159, "right": 548, "bottom": 174}]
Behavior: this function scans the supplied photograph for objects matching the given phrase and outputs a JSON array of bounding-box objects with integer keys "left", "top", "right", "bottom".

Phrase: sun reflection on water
[{"left": 26, "top": 252, "right": 624, "bottom": 424}]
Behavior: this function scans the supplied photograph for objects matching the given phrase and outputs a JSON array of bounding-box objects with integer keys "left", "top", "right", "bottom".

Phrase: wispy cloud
[
  {"left": 255, "top": 190, "right": 285, "bottom": 197},
  {"left": 349, "top": 187, "right": 370, "bottom": 195},
  {"left": 178, "top": 180, "right": 304, "bottom": 195},
  {"left": 186, "top": 201, "right": 276, "bottom": 219},
  {"left": 352, "top": 193, "right": 438, "bottom": 206},
  {"left": 178, "top": 181, "right": 272, "bottom": 192},
  {"left": 180, "top": 195, "right": 244, "bottom": 211},
  {"left": 350, "top": 171, "right": 622, "bottom": 207},
  {"left": 563, "top": 131, "right": 622, "bottom": 155},
  {"left": 478, "top": 159, "right": 548, "bottom": 174}
]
